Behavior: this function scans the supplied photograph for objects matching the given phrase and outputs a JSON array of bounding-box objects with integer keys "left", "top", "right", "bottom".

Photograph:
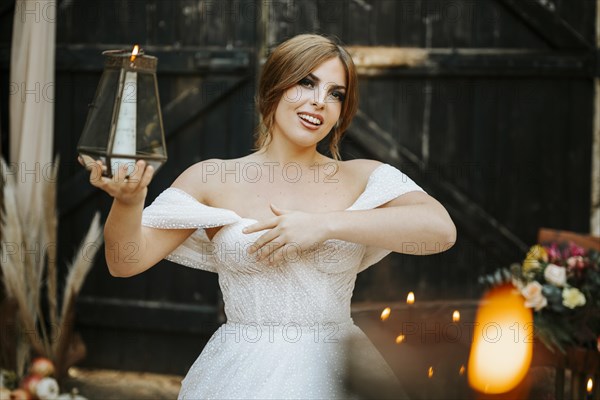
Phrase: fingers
[
  {"left": 247, "top": 227, "right": 278, "bottom": 254},
  {"left": 139, "top": 163, "right": 155, "bottom": 188},
  {"left": 123, "top": 161, "right": 154, "bottom": 192},
  {"left": 88, "top": 160, "right": 109, "bottom": 188},
  {"left": 113, "top": 162, "right": 130, "bottom": 184},
  {"left": 243, "top": 217, "right": 277, "bottom": 235},
  {"left": 257, "top": 242, "right": 300, "bottom": 267},
  {"left": 128, "top": 160, "right": 145, "bottom": 184},
  {"left": 79, "top": 157, "right": 155, "bottom": 201},
  {"left": 255, "top": 239, "right": 286, "bottom": 265}
]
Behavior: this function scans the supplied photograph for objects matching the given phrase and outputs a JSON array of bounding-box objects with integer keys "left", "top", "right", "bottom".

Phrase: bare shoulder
[
  {"left": 170, "top": 158, "right": 237, "bottom": 202},
  {"left": 340, "top": 158, "right": 384, "bottom": 180}
]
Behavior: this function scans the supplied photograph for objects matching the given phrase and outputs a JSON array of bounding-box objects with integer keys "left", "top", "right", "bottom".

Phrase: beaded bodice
[{"left": 142, "top": 163, "right": 425, "bottom": 326}]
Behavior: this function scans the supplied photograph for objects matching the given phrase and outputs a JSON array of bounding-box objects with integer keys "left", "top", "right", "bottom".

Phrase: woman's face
[{"left": 271, "top": 57, "right": 347, "bottom": 150}]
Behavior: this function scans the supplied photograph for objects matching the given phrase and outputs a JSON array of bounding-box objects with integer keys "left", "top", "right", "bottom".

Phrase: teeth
[{"left": 298, "top": 114, "right": 322, "bottom": 125}]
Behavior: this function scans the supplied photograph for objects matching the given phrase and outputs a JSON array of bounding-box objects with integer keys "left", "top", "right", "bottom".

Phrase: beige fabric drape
[{"left": 9, "top": 0, "right": 56, "bottom": 219}]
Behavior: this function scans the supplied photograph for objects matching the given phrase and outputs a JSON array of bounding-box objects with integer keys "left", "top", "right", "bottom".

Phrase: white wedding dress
[{"left": 141, "top": 163, "right": 425, "bottom": 399}]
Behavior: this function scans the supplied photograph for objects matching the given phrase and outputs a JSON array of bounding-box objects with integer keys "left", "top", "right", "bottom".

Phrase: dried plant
[{"left": 0, "top": 157, "right": 103, "bottom": 377}]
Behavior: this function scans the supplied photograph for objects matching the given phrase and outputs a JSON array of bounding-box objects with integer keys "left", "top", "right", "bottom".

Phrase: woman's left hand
[{"left": 242, "top": 204, "right": 329, "bottom": 266}]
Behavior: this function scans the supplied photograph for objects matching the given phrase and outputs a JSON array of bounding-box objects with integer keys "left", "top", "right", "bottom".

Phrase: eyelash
[
  {"left": 298, "top": 78, "right": 345, "bottom": 102},
  {"left": 299, "top": 77, "right": 314, "bottom": 89},
  {"left": 331, "top": 91, "right": 345, "bottom": 102}
]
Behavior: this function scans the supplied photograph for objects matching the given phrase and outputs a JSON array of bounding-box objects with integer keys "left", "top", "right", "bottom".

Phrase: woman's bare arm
[
  {"left": 84, "top": 159, "right": 202, "bottom": 277},
  {"left": 323, "top": 191, "right": 456, "bottom": 255},
  {"left": 242, "top": 161, "right": 456, "bottom": 264},
  {"left": 103, "top": 198, "right": 195, "bottom": 277}
]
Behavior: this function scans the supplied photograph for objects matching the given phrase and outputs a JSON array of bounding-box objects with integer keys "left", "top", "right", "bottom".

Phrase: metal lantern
[{"left": 77, "top": 46, "right": 167, "bottom": 177}]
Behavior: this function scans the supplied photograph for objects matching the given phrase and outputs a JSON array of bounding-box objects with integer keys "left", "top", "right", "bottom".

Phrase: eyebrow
[{"left": 307, "top": 73, "right": 346, "bottom": 91}]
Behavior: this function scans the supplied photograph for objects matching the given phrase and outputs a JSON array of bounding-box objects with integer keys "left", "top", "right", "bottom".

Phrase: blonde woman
[{"left": 83, "top": 34, "right": 456, "bottom": 399}]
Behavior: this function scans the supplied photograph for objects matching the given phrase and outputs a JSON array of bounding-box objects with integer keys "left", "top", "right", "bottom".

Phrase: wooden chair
[{"left": 532, "top": 228, "right": 600, "bottom": 400}]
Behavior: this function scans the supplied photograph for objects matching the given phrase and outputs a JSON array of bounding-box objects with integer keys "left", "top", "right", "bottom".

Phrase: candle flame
[
  {"left": 459, "top": 365, "right": 465, "bottom": 376},
  {"left": 380, "top": 307, "right": 391, "bottom": 321},
  {"left": 588, "top": 378, "right": 593, "bottom": 393},
  {"left": 395, "top": 334, "right": 405, "bottom": 344},
  {"left": 407, "top": 292, "right": 415, "bottom": 305},
  {"left": 428, "top": 366, "right": 434, "bottom": 378},
  {"left": 452, "top": 310, "right": 460, "bottom": 322},
  {"left": 467, "top": 284, "right": 533, "bottom": 394},
  {"left": 130, "top": 45, "right": 140, "bottom": 62}
]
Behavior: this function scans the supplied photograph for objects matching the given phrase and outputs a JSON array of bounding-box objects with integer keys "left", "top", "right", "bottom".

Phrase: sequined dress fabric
[{"left": 142, "top": 163, "right": 425, "bottom": 399}]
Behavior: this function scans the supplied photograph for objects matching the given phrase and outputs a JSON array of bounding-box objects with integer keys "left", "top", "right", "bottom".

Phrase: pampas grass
[
  {"left": 59, "top": 213, "right": 102, "bottom": 322},
  {"left": 0, "top": 157, "right": 103, "bottom": 377}
]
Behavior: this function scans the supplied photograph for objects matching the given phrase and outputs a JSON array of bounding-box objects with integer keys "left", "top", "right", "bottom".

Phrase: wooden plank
[
  {"left": 0, "top": 44, "right": 251, "bottom": 74},
  {"left": 1, "top": 44, "right": 593, "bottom": 77},
  {"left": 348, "top": 47, "right": 595, "bottom": 77},
  {"left": 348, "top": 109, "right": 528, "bottom": 262},
  {"left": 76, "top": 296, "right": 218, "bottom": 334},
  {"left": 77, "top": 327, "right": 211, "bottom": 374},
  {"left": 250, "top": 48, "right": 594, "bottom": 77},
  {"left": 497, "top": 0, "right": 592, "bottom": 49},
  {"left": 538, "top": 228, "right": 600, "bottom": 250}
]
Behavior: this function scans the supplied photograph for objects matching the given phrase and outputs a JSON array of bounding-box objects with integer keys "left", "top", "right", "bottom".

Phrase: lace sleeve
[{"left": 142, "top": 188, "right": 242, "bottom": 273}]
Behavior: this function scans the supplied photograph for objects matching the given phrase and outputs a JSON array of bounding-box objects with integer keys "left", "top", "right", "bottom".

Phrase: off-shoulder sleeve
[
  {"left": 348, "top": 164, "right": 427, "bottom": 273},
  {"left": 142, "top": 188, "right": 242, "bottom": 273}
]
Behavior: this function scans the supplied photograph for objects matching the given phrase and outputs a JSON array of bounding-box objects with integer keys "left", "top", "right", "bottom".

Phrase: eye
[
  {"left": 299, "top": 77, "right": 315, "bottom": 88},
  {"left": 329, "top": 90, "right": 345, "bottom": 102}
]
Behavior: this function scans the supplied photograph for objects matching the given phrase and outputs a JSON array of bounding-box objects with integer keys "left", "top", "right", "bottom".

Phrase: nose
[{"left": 311, "top": 87, "right": 326, "bottom": 109}]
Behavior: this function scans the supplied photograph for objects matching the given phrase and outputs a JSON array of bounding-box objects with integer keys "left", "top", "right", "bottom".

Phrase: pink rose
[
  {"left": 567, "top": 256, "right": 586, "bottom": 270},
  {"left": 567, "top": 242, "right": 586, "bottom": 257},
  {"left": 545, "top": 243, "right": 562, "bottom": 262},
  {"left": 521, "top": 281, "right": 548, "bottom": 311}
]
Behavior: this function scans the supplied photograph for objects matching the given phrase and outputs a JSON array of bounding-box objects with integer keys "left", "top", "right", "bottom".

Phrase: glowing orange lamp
[{"left": 467, "top": 284, "right": 533, "bottom": 394}]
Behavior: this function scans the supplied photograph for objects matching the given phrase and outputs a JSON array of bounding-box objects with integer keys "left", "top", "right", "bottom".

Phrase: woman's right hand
[{"left": 79, "top": 157, "right": 155, "bottom": 206}]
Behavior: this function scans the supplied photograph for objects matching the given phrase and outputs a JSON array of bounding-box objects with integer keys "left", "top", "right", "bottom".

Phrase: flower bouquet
[{"left": 480, "top": 241, "right": 600, "bottom": 352}]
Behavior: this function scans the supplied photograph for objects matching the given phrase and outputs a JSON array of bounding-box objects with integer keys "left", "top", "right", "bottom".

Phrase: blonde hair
[{"left": 253, "top": 34, "right": 358, "bottom": 161}]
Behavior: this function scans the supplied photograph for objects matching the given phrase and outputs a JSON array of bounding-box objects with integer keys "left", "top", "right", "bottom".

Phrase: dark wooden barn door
[{"left": 0, "top": 0, "right": 596, "bottom": 373}]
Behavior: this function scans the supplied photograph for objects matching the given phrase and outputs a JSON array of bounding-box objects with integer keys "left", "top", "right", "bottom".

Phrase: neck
[{"left": 257, "top": 137, "right": 327, "bottom": 168}]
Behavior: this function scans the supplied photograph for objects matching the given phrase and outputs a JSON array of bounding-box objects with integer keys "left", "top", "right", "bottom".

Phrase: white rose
[
  {"left": 36, "top": 377, "right": 59, "bottom": 400},
  {"left": 521, "top": 281, "right": 548, "bottom": 311},
  {"left": 562, "top": 287, "right": 586, "bottom": 309},
  {"left": 544, "top": 263, "right": 567, "bottom": 287}
]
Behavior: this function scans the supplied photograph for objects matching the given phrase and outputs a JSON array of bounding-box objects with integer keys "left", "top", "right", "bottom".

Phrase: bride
[{"left": 83, "top": 34, "right": 456, "bottom": 399}]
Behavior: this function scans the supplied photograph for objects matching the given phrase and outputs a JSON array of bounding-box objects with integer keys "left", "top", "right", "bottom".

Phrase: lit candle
[
  {"left": 452, "top": 310, "right": 460, "bottom": 323},
  {"left": 406, "top": 292, "right": 415, "bottom": 322},
  {"left": 587, "top": 378, "right": 593, "bottom": 399},
  {"left": 112, "top": 45, "right": 139, "bottom": 176},
  {"left": 380, "top": 307, "right": 391, "bottom": 322}
]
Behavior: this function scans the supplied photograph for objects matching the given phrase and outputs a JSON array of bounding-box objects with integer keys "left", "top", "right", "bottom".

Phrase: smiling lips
[{"left": 298, "top": 112, "right": 323, "bottom": 129}]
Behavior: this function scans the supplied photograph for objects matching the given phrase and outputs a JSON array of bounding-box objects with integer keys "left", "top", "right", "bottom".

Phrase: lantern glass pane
[
  {"left": 77, "top": 68, "right": 119, "bottom": 156},
  {"left": 136, "top": 72, "right": 165, "bottom": 158}
]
